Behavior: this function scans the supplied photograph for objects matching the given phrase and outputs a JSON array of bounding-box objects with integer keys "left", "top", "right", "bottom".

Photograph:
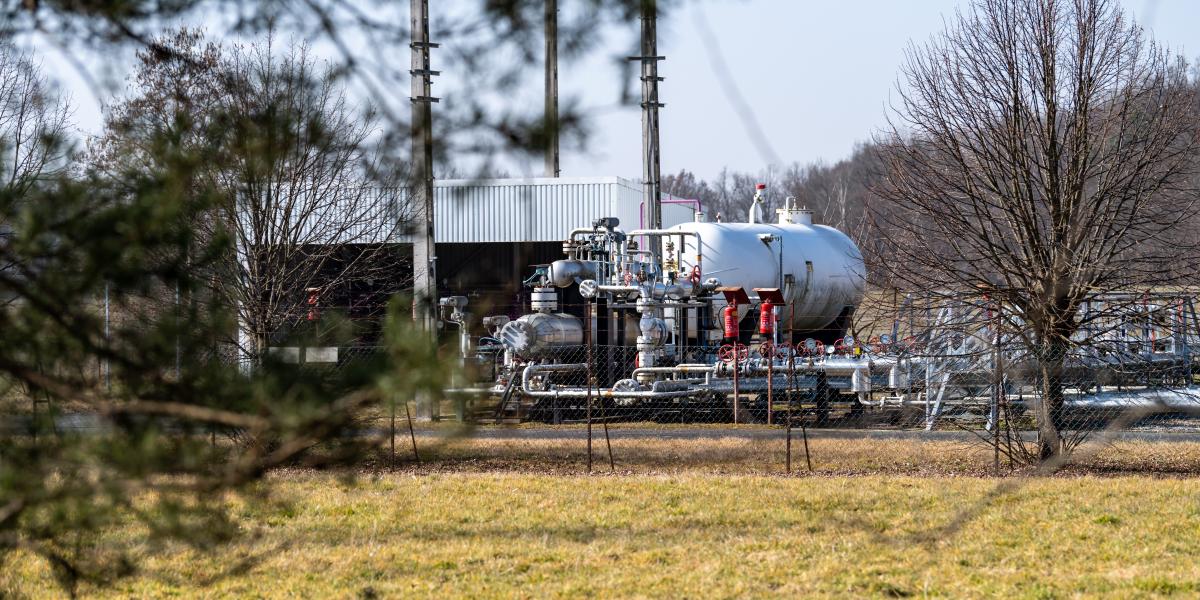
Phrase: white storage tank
[{"left": 667, "top": 207, "right": 865, "bottom": 333}]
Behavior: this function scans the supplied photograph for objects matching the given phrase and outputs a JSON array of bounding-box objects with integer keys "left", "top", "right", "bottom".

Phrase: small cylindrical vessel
[
  {"left": 722, "top": 304, "right": 739, "bottom": 340},
  {"left": 759, "top": 301, "right": 775, "bottom": 335},
  {"left": 497, "top": 313, "right": 583, "bottom": 357}
]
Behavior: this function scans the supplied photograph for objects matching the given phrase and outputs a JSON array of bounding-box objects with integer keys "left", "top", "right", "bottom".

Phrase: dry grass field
[
  {"left": 5, "top": 436, "right": 1200, "bottom": 598},
  {"left": 402, "top": 429, "right": 1200, "bottom": 477}
]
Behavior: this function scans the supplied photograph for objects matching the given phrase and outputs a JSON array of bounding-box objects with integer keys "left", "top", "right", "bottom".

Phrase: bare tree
[
  {"left": 96, "top": 31, "right": 410, "bottom": 362},
  {"left": 209, "top": 37, "right": 409, "bottom": 360},
  {"left": 0, "top": 44, "right": 70, "bottom": 195},
  {"left": 871, "top": 0, "right": 1198, "bottom": 460}
]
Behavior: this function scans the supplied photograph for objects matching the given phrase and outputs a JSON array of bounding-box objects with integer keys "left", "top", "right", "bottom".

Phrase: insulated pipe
[
  {"left": 454, "top": 316, "right": 471, "bottom": 358},
  {"left": 630, "top": 364, "right": 716, "bottom": 380},
  {"left": 523, "top": 388, "right": 696, "bottom": 400},
  {"left": 712, "top": 357, "right": 900, "bottom": 377},
  {"left": 548, "top": 259, "right": 596, "bottom": 288},
  {"left": 520, "top": 363, "right": 696, "bottom": 400},
  {"left": 701, "top": 376, "right": 810, "bottom": 393},
  {"left": 594, "top": 282, "right": 698, "bottom": 300},
  {"left": 596, "top": 284, "right": 641, "bottom": 296}
]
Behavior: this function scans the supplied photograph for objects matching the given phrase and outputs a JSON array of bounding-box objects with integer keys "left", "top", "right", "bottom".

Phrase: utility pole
[
  {"left": 630, "top": 0, "right": 664, "bottom": 259},
  {"left": 544, "top": 0, "right": 560, "bottom": 177},
  {"left": 410, "top": 0, "right": 439, "bottom": 332}
]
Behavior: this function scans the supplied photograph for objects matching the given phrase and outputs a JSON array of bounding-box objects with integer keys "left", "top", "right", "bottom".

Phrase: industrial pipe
[
  {"left": 548, "top": 259, "right": 597, "bottom": 288},
  {"left": 630, "top": 364, "right": 716, "bottom": 379},
  {"left": 520, "top": 363, "right": 696, "bottom": 400},
  {"left": 568, "top": 226, "right": 625, "bottom": 242},
  {"left": 628, "top": 229, "right": 703, "bottom": 279}
]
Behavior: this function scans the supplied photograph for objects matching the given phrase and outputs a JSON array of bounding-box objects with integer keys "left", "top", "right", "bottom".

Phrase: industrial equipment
[{"left": 441, "top": 188, "right": 1200, "bottom": 425}]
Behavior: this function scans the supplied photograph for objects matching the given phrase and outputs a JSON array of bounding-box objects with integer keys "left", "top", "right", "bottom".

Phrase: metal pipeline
[
  {"left": 596, "top": 284, "right": 641, "bottom": 295},
  {"left": 628, "top": 229, "right": 703, "bottom": 278},
  {"left": 569, "top": 227, "right": 626, "bottom": 242},
  {"left": 631, "top": 364, "right": 717, "bottom": 380},
  {"left": 520, "top": 363, "right": 696, "bottom": 400},
  {"left": 548, "top": 259, "right": 596, "bottom": 288},
  {"left": 521, "top": 386, "right": 695, "bottom": 400},
  {"left": 722, "top": 356, "right": 904, "bottom": 376},
  {"left": 700, "top": 375, "right": 816, "bottom": 394}
]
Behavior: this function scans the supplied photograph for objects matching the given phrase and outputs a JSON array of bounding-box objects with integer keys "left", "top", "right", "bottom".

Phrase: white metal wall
[
  {"left": 437, "top": 177, "right": 623, "bottom": 243},
  {"left": 391, "top": 176, "right": 697, "bottom": 244},
  {"left": 269, "top": 177, "right": 699, "bottom": 246}
]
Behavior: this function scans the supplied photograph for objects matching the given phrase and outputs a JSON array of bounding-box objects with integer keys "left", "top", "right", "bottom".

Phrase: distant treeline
[{"left": 662, "top": 143, "right": 880, "bottom": 241}]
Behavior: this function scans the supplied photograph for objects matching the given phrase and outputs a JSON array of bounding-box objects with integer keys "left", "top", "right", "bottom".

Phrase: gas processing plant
[
  {"left": 396, "top": 0, "right": 1200, "bottom": 429},
  {"left": 436, "top": 184, "right": 1200, "bottom": 428}
]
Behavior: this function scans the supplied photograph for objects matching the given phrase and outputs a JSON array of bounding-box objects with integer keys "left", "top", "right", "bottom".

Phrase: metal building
[
  {"left": 257, "top": 175, "right": 697, "bottom": 361},
  {"left": 420, "top": 176, "right": 697, "bottom": 319},
  {"left": 428, "top": 176, "right": 695, "bottom": 243}
]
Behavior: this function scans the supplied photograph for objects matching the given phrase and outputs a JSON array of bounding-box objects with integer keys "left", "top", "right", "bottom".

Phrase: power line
[{"left": 693, "top": 7, "right": 783, "bottom": 167}]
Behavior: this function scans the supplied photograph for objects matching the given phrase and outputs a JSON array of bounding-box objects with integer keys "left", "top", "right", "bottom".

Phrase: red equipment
[
  {"left": 305, "top": 287, "right": 321, "bottom": 321},
  {"left": 723, "top": 303, "right": 739, "bottom": 340},
  {"left": 718, "top": 344, "right": 750, "bottom": 364},
  {"left": 759, "top": 301, "right": 775, "bottom": 335},
  {"left": 717, "top": 287, "right": 751, "bottom": 342},
  {"left": 751, "top": 288, "right": 785, "bottom": 339}
]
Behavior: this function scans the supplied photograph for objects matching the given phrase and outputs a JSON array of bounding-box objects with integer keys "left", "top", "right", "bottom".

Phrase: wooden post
[
  {"left": 411, "top": 0, "right": 440, "bottom": 420},
  {"left": 410, "top": 0, "right": 438, "bottom": 332},
  {"left": 404, "top": 398, "right": 420, "bottom": 463},
  {"left": 544, "top": 0, "right": 560, "bottom": 177}
]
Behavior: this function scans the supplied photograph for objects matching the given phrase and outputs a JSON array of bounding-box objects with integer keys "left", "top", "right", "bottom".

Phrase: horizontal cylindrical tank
[
  {"left": 666, "top": 220, "right": 865, "bottom": 332},
  {"left": 498, "top": 313, "right": 584, "bottom": 357},
  {"left": 548, "top": 259, "right": 596, "bottom": 288}
]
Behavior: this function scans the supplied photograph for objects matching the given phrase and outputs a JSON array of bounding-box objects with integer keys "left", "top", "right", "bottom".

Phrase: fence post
[
  {"left": 586, "top": 303, "right": 594, "bottom": 473},
  {"left": 733, "top": 345, "right": 740, "bottom": 424},
  {"left": 992, "top": 300, "right": 1001, "bottom": 475},
  {"left": 767, "top": 343, "right": 774, "bottom": 426},
  {"left": 786, "top": 343, "right": 793, "bottom": 474},
  {"left": 787, "top": 302, "right": 811, "bottom": 472},
  {"left": 586, "top": 381, "right": 594, "bottom": 473},
  {"left": 599, "top": 375, "right": 615, "bottom": 472},
  {"left": 404, "top": 397, "right": 420, "bottom": 463}
]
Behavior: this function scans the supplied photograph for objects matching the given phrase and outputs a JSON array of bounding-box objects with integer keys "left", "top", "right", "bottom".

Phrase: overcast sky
[{"left": 20, "top": 0, "right": 1200, "bottom": 182}]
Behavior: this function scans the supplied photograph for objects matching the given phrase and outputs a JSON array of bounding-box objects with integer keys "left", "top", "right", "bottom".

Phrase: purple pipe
[{"left": 640, "top": 198, "right": 703, "bottom": 228}]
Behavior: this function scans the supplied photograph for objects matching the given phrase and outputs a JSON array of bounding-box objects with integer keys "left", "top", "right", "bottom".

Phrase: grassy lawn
[{"left": 5, "top": 467, "right": 1200, "bottom": 598}]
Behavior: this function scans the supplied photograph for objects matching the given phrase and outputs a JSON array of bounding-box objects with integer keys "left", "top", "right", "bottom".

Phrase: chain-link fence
[
  {"left": 339, "top": 289, "right": 1200, "bottom": 475},
  {"left": 98, "top": 288, "right": 1196, "bottom": 475}
]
